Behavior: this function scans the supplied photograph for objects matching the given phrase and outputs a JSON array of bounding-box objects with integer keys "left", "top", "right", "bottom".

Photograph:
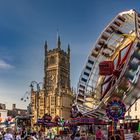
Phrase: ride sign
[
  {"left": 99, "top": 61, "right": 114, "bottom": 75},
  {"left": 106, "top": 98, "right": 126, "bottom": 121}
]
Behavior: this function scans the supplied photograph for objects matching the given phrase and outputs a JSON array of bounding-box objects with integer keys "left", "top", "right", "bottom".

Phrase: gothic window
[
  {"left": 49, "top": 56, "right": 56, "bottom": 65},
  {"left": 57, "top": 98, "right": 60, "bottom": 106},
  {"left": 51, "top": 96, "right": 55, "bottom": 105},
  {"left": 51, "top": 108, "right": 55, "bottom": 114},
  {"left": 40, "top": 109, "right": 44, "bottom": 115},
  {"left": 46, "top": 71, "right": 56, "bottom": 90},
  {"left": 61, "top": 57, "right": 65, "bottom": 63},
  {"left": 47, "top": 79, "right": 52, "bottom": 87},
  {"left": 61, "top": 57, "right": 67, "bottom": 67},
  {"left": 40, "top": 99, "right": 44, "bottom": 103},
  {"left": 60, "top": 74, "right": 65, "bottom": 88}
]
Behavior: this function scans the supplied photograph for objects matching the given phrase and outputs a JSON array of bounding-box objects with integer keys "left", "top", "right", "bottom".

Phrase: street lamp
[
  {"left": 21, "top": 91, "right": 33, "bottom": 118},
  {"left": 21, "top": 91, "right": 30, "bottom": 102},
  {"left": 30, "top": 81, "right": 43, "bottom": 92}
]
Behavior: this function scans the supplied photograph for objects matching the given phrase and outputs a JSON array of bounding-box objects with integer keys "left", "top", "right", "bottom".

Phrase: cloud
[{"left": 0, "top": 59, "right": 14, "bottom": 69}]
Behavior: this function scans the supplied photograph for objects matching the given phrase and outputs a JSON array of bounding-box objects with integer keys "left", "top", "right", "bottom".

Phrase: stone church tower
[
  {"left": 31, "top": 37, "right": 73, "bottom": 126},
  {"left": 43, "top": 36, "right": 73, "bottom": 119}
]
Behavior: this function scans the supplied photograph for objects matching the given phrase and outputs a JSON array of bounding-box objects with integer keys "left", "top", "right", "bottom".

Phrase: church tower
[{"left": 43, "top": 36, "right": 73, "bottom": 119}]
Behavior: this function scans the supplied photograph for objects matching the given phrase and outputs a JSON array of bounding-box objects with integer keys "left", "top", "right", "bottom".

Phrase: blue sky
[{"left": 0, "top": 0, "right": 140, "bottom": 109}]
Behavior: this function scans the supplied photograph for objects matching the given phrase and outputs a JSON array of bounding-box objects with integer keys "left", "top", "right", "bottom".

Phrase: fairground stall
[{"left": 37, "top": 113, "right": 108, "bottom": 139}]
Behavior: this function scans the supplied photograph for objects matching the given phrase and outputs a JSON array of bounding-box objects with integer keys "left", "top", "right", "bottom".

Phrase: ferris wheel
[{"left": 75, "top": 9, "right": 140, "bottom": 118}]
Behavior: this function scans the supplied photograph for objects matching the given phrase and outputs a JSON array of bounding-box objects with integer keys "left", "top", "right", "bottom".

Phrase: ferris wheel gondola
[{"left": 75, "top": 9, "right": 140, "bottom": 118}]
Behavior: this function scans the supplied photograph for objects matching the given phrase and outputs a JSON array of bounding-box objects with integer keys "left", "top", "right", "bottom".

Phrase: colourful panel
[{"left": 99, "top": 61, "right": 114, "bottom": 75}]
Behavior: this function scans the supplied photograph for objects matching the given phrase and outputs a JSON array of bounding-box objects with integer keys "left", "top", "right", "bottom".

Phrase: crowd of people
[
  {"left": 1, "top": 126, "right": 140, "bottom": 140},
  {"left": 0, "top": 128, "right": 93, "bottom": 140},
  {"left": 0, "top": 127, "right": 45, "bottom": 140},
  {"left": 0, "top": 127, "right": 103, "bottom": 140}
]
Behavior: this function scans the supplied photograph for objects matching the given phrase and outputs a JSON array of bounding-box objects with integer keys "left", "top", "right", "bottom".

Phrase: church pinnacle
[
  {"left": 67, "top": 44, "right": 70, "bottom": 57},
  {"left": 44, "top": 41, "right": 48, "bottom": 52},
  {"left": 57, "top": 36, "right": 61, "bottom": 49}
]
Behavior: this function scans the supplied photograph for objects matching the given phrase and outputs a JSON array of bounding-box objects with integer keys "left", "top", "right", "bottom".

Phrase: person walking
[
  {"left": 95, "top": 126, "right": 104, "bottom": 140},
  {"left": 16, "top": 132, "right": 21, "bottom": 140},
  {"left": 133, "top": 132, "right": 140, "bottom": 140},
  {"left": 74, "top": 133, "right": 80, "bottom": 140},
  {"left": 3, "top": 128, "right": 14, "bottom": 140}
]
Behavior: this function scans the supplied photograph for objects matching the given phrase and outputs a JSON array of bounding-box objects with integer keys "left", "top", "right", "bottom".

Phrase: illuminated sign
[{"left": 106, "top": 98, "right": 126, "bottom": 121}]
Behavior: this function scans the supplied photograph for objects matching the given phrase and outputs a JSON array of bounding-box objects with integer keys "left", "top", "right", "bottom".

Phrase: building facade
[
  {"left": 0, "top": 103, "right": 6, "bottom": 110},
  {"left": 31, "top": 37, "right": 73, "bottom": 125},
  {"left": 0, "top": 109, "right": 7, "bottom": 122},
  {"left": 8, "top": 104, "right": 27, "bottom": 117},
  {"left": 125, "top": 100, "right": 140, "bottom": 120}
]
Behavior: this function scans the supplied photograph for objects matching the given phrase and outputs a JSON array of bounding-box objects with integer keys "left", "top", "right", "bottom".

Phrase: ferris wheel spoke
[
  {"left": 101, "top": 79, "right": 113, "bottom": 99},
  {"left": 102, "top": 76, "right": 112, "bottom": 85},
  {"left": 120, "top": 41, "right": 133, "bottom": 66},
  {"left": 116, "top": 51, "right": 121, "bottom": 67},
  {"left": 112, "top": 77, "right": 117, "bottom": 85}
]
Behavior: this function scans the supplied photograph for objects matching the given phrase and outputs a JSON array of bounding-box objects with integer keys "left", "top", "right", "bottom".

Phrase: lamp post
[
  {"left": 30, "top": 81, "right": 43, "bottom": 127},
  {"left": 21, "top": 90, "right": 35, "bottom": 116},
  {"left": 20, "top": 91, "right": 33, "bottom": 132},
  {"left": 21, "top": 91, "right": 30, "bottom": 102}
]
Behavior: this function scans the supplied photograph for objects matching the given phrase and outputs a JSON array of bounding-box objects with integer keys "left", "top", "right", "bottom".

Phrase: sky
[{"left": 0, "top": 0, "right": 140, "bottom": 109}]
